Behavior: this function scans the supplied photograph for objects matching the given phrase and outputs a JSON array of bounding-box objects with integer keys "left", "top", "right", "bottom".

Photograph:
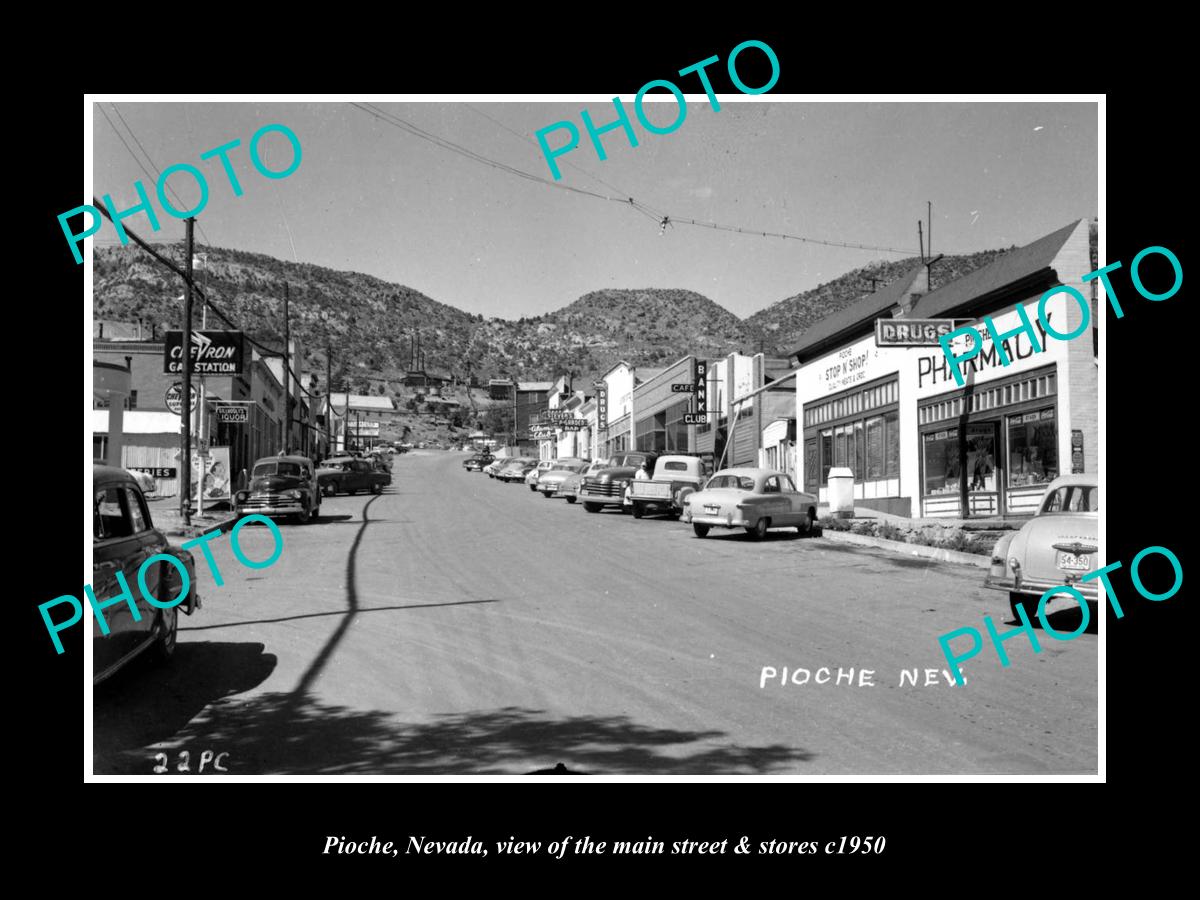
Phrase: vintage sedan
[
  {"left": 317, "top": 457, "right": 390, "bottom": 496},
  {"left": 555, "top": 459, "right": 606, "bottom": 503},
  {"left": 93, "top": 464, "right": 200, "bottom": 685},
  {"left": 535, "top": 459, "right": 589, "bottom": 498},
  {"left": 682, "top": 468, "right": 818, "bottom": 540},
  {"left": 496, "top": 457, "right": 537, "bottom": 483},
  {"left": 235, "top": 454, "right": 322, "bottom": 524},
  {"left": 524, "top": 459, "right": 556, "bottom": 491},
  {"left": 578, "top": 452, "right": 651, "bottom": 512},
  {"left": 463, "top": 454, "right": 493, "bottom": 471},
  {"left": 985, "top": 475, "right": 1099, "bottom": 622}
]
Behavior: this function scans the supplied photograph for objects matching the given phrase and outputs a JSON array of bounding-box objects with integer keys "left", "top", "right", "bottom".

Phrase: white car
[{"left": 683, "top": 468, "right": 818, "bottom": 540}]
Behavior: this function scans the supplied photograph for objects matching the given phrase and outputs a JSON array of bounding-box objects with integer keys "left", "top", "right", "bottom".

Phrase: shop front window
[
  {"left": 820, "top": 429, "right": 832, "bottom": 483},
  {"left": 854, "top": 420, "right": 865, "bottom": 481},
  {"left": 866, "top": 417, "right": 884, "bottom": 479},
  {"left": 923, "top": 425, "right": 997, "bottom": 496},
  {"left": 1007, "top": 408, "right": 1058, "bottom": 487}
]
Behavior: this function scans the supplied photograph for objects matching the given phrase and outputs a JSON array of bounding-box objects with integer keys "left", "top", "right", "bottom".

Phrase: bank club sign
[{"left": 164, "top": 330, "right": 246, "bottom": 375}]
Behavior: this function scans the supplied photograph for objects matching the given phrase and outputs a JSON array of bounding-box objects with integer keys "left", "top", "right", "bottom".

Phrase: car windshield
[
  {"left": 551, "top": 463, "right": 576, "bottom": 471},
  {"left": 707, "top": 474, "right": 755, "bottom": 491},
  {"left": 253, "top": 461, "right": 304, "bottom": 477},
  {"left": 1042, "top": 484, "right": 1099, "bottom": 513}
]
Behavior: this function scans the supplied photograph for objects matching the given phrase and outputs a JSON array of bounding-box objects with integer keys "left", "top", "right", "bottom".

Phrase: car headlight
[
  {"left": 235, "top": 491, "right": 248, "bottom": 503},
  {"left": 282, "top": 489, "right": 301, "bottom": 500}
]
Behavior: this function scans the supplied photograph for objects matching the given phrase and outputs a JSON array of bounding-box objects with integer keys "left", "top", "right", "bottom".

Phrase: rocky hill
[{"left": 93, "top": 241, "right": 1039, "bottom": 390}]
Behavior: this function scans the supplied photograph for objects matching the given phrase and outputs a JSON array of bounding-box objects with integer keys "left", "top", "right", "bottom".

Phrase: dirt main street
[{"left": 93, "top": 450, "right": 1098, "bottom": 775}]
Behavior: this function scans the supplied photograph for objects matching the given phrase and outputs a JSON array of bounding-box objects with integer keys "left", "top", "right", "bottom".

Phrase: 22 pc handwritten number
[{"left": 152, "top": 749, "right": 229, "bottom": 773}]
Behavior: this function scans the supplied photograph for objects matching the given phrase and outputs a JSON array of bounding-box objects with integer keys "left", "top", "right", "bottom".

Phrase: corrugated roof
[
  {"left": 517, "top": 381, "right": 554, "bottom": 391},
  {"left": 328, "top": 393, "right": 396, "bottom": 411},
  {"left": 789, "top": 265, "right": 925, "bottom": 361},
  {"left": 909, "top": 220, "right": 1081, "bottom": 318}
]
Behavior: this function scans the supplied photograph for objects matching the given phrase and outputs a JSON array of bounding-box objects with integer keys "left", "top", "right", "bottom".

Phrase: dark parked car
[
  {"left": 464, "top": 454, "right": 494, "bottom": 471},
  {"left": 317, "top": 457, "right": 391, "bottom": 496},
  {"left": 235, "top": 454, "right": 322, "bottom": 523},
  {"left": 93, "top": 464, "right": 200, "bottom": 685}
]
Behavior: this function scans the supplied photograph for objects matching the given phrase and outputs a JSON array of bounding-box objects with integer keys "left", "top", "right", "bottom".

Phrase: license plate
[
  {"left": 1057, "top": 552, "right": 1090, "bottom": 570},
  {"left": 704, "top": 505, "right": 720, "bottom": 515}
]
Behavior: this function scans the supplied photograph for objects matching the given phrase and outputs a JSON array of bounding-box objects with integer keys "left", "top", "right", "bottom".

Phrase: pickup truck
[{"left": 628, "top": 454, "right": 712, "bottom": 519}]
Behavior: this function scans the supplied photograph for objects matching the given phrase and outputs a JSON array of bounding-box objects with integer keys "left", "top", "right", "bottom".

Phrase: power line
[
  {"left": 97, "top": 103, "right": 214, "bottom": 247},
  {"left": 354, "top": 102, "right": 914, "bottom": 256}
]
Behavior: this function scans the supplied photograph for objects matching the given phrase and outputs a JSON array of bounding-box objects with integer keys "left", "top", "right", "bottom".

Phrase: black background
[{"left": 21, "top": 25, "right": 1185, "bottom": 884}]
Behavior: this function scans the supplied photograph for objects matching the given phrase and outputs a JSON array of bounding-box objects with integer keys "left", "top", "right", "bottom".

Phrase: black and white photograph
[{"left": 77, "top": 92, "right": 1113, "bottom": 780}]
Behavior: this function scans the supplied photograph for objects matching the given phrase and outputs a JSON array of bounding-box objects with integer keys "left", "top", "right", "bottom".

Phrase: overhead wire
[{"left": 358, "top": 101, "right": 915, "bottom": 255}]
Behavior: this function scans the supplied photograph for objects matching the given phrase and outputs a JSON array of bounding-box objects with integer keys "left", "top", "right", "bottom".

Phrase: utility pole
[
  {"left": 918, "top": 221, "right": 925, "bottom": 263},
  {"left": 325, "top": 343, "right": 332, "bottom": 458},
  {"left": 283, "top": 282, "right": 291, "bottom": 454},
  {"left": 180, "top": 218, "right": 195, "bottom": 526}
]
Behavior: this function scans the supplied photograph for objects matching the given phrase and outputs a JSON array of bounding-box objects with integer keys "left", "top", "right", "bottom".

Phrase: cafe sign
[{"left": 164, "top": 330, "right": 246, "bottom": 375}]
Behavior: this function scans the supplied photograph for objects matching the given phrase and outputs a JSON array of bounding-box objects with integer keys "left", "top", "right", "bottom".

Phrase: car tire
[
  {"left": 566, "top": 496, "right": 577, "bottom": 504},
  {"left": 583, "top": 502, "right": 602, "bottom": 513},
  {"left": 529, "top": 484, "right": 536, "bottom": 492},
  {"left": 323, "top": 482, "right": 337, "bottom": 497},
  {"left": 297, "top": 505, "right": 311, "bottom": 525},
  {"left": 693, "top": 523, "right": 710, "bottom": 538},
  {"left": 372, "top": 483, "right": 383, "bottom": 494},
  {"left": 151, "top": 606, "right": 178, "bottom": 663},
  {"left": 746, "top": 518, "right": 769, "bottom": 540},
  {"left": 1009, "top": 592, "right": 1034, "bottom": 624},
  {"left": 631, "top": 502, "right": 644, "bottom": 519},
  {"left": 542, "top": 491, "right": 554, "bottom": 499}
]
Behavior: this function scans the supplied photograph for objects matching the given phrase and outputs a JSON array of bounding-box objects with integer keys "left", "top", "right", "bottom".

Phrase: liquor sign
[
  {"left": 164, "top": 382, "right": 197, "bottom": 414},
  {"left": 216, "top": 405, "right": 248, "bottom": 423},
  {"left": 874, "top": 318, "right": 958, "bottom": 347},
  {"left": 684, "top": 413, "right": 709, "bottom": 425},
  {"left": 164, "top": 330, "right": 246, "bottom": 375},
  {"left": 693, "top": 359, "right": 708, "bottom": 415}
]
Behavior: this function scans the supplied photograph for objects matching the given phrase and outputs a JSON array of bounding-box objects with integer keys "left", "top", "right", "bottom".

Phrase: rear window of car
[
  {"left": 95, "top": 485, "right": 131, "bottom": 540},
  {"left": 1042, "top": 484, "right": 1099, "bottom": 513},
  {"left": 663, "top": 461, "right": 688, "bottom": 471},
  {"left": 708, "top": 474, "right": 755, "bottom": 490}
]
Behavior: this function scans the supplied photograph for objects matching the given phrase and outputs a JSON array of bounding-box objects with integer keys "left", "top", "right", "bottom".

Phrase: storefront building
[
  {"left": 631, "top": 356, "right": 697, "bottom": 454},
  {"left": 794, "top": 219, "right": 1096, "bottom": 519}
]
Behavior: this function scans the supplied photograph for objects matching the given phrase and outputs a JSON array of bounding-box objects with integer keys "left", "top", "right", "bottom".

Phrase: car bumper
[
  {"left": 578, "top": 491, "right": 628, "bottom": 506},
  {"left": 682, "top": 512, "right": 752, "bottom": 528},
  {"left": 236, "top": 501, "right": 306, "bottom": 516},
  {"left": 983, "top": 573, "right": 1098, "bottom": 601}
]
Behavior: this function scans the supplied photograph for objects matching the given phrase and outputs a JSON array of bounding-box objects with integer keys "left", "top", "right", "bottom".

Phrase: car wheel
[
  {"left": 693, "top": 523, "right": 710, "bottom": 538},
  {"left": 311, "top": 504, "right": 320, "bottom": 522},
  {"left": 529, "top": 484, "right": 536, "bottom": 492},
  {"left": 566, "top": 496, "right": 577, "bottom": 504},
  {"left": 372, "top": 483, "right": 383, "bottom": 494},
  {"left": 151, "top": 606, "right": 178, "bottom": 663},
  {"left": 1010, "top": 592, "right": 1034, "bottom": 624},
  {"left": 631, "top": 502, "right": 644, "bottom": 519},
  {"left": 542, "top": 491, "right": 554, "bottom": 499},
  {"left": 297, "top": 505, "right": 311, "bottom": 524},
  {"left": 746, "top": 518, "right": 769, "bottom": 540},
  {"left": 583, "top": 502, "right": 602, "bottom": 513},
  {"left": 322, "top": 482, "right": 336, "bottom": 497}
]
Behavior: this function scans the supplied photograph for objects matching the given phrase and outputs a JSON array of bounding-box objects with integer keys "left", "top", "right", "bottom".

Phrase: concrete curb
[
  {"left": 163, "top": 512, "right": 241, "bottom": 541},
  {"left": 822, "top": 530, "right": 990, "bottom": 569}
]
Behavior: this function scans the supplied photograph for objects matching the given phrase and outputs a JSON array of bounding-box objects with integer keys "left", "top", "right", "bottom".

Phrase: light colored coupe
[
  {"left": 682, "top": 468, "right": 818, "bottom": 540},
  {"left": 535, "top": 459, "right": 589, "bottom": 498},
  {"left": 985, "top": 475, "right": 1098, "bottom": 622}
]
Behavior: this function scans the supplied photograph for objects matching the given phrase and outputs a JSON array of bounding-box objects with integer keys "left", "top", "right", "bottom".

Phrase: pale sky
[{"left": 91, "top": 99, "right": 1097, "bottom": 320}]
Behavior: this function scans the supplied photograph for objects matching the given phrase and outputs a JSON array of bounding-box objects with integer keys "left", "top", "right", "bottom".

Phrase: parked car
[
  {"left": 483, "top": 458, "right": 507, "bottom": 478},
  {"left": 628, "top": 454, "right": 713, "bottom": 519},
  {"left": 578, "top": 452, "right": 650, "bottom": 513},
  {"left": 126, "top": 468, "right": 157, "bottom": 494},
  {"left": 535, "top": 458, "right": 589, "bottom": 498},
  {"left": 683, "top": 468, "right": 818, "bottom": 540},
  {"left": 984, "top": 475, "right": 1099, "bottom": 622},
  {"left": 497, "top": 457, "right": 537, "bottom": 482},
  {"left": 525, "top": 459, "right": 556, "bottom": 490},
  {"left": 234, "top": 454, "right": 322, "bottom": 524},
  {"left": 93, "top": 464, "right": 200, "bottom": 685},
  {"left": 317, "top": 457, "right": 391, "bottom": 496},
  {"left": 464, "top": 454, "right": 493, "bottom": 471},
  {"left": 555, "top": 459, "right": 607, "bottom": 503}
]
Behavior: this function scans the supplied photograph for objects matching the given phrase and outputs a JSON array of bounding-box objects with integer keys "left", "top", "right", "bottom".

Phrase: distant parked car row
[{"left": 464, "top": 450, "right": 820, "bottom": 540}]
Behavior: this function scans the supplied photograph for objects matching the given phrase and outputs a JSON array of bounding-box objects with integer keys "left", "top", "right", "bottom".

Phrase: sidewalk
[
  {"left": 146, "top": 496, "right": 241, "bottom": 540},
  {"left": 813, "top": 503, "right": 1015, "bottom": 564}
]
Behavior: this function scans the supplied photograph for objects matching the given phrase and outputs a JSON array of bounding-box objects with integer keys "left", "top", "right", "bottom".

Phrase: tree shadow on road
[{"left": 97, "top": 695, "right": 814, "bottom": 775}]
